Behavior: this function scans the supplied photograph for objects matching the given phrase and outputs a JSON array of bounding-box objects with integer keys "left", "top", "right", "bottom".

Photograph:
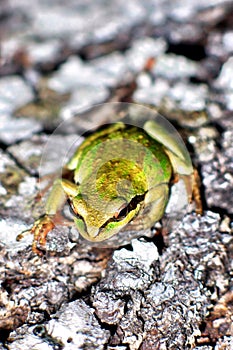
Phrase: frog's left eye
[
  {"left": 113, "top": 193, "right": 146, "bottom": 222},
  {"left": 114, "top": 203, "right": 128, "bottom": 219}
]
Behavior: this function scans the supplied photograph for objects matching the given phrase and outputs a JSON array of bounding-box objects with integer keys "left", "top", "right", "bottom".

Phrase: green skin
[{"left": 19, "top": 121, "right": 194, "bottom": 246}]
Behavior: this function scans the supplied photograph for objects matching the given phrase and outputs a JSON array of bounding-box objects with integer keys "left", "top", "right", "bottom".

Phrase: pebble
[
  {"left": 152, "top": 54, "right": 198, "bottom": 80},
  {"left": 216, "top": 56, "right": 233, "bottom": 90},
  {"left": 0, "top": 218, "right": 33, "bottom": 252},
  {"left": 222, "top": 31, "right": 233, "bottom": 53},
  {"left": 8, "top": 134, "right": 84, "bottom": 176},
  {"left": 60, "top": 85, "right": 110, "bottom": 118},
  {"left": 169, "top": 82, "right": 208, "bottom": 111},
  {"left": 133, "top": 78, "right": 170, "bottom": 105},
  {"left": 32, "top": 7, "right": 87, "bottom": 39},
  {"left": 91, "top": 52, "right": 131, "bottom": 85},
  {"left": 202, "top": 130, "right": 233, "bottom": 213},
  {"left": 126, "top": 37, "right": 167, "bottom": 73},
  {"left": 207, "top": 31, "right": 233, "bottom": 59},
  {"left": 26, "top": 39, "right": 62, "bottom": 65},
  {"left": 113, "top": 238, "right": 159, "bottom": 271},
  {"left": 11, "top": 300, "right": 111, "bottom": 350},
  {"left": 0, "top": 76, "right": 34, "bottom": 114},
  {"left": 48, "top": 56, "right": 114, "bottom": 93},
  {"left": 0, "top": 115, "right": 42, "bottom": 145},
  {"left": 134, "top": 79, "right": 208, "bottom": 112}
]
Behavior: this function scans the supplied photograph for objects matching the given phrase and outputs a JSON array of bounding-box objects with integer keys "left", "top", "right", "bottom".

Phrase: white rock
[
  {"left": 216, "top": 56, "right": 233, "bottom": 90},
  {"left": 169, "top": 82, "right": 208, "bottom": 111},
  {"left": 152, "top": 54, "right": 198, "bottom": 80},
  {"left": 126, "top": 37, "right": 167, "bottom": 72},
  {"left": 0, "top": 115, "right": 41, "bottom": 144},
  {"left": 0, "top": 76, "right": 34, "bottom": 114},
  {"left": 113, "top": 238, "right": 159, "bottom": 271}
]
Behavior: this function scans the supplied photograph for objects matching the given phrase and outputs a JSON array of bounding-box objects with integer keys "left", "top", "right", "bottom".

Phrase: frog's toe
[{"left": 16, "top": 228, "right": 33, "bottom": 241}]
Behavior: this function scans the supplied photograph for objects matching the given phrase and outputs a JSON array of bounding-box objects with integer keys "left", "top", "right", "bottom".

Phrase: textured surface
[{"left": 0, "top": 0, "right": 232, "bottom": 349}]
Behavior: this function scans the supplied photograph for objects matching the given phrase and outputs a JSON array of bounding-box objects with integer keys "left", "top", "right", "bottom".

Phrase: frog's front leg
[{"left": 17, "top": 179, "right": 79, "bottom": 255}]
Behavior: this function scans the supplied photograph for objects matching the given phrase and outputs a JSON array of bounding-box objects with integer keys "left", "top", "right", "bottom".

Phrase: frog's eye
[
  {"left": 113, "top": 193, "right": 146, "bottom": 221},
  {"left": 114, "top": 203, "right": 128, "bottom": 219}
]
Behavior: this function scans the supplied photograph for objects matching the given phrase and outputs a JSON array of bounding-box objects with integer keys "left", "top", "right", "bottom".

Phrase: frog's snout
[{"left": 85, "top": 224, "right": 100, "bottom": 239}]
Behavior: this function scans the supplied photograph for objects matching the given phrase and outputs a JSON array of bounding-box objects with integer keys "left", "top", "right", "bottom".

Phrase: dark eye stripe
[
  {"left": 100, "top": 193, "right": 146, "bottom": 229},
  {"left": 67, "top": 198, "right": 82, "bottom": 219}
]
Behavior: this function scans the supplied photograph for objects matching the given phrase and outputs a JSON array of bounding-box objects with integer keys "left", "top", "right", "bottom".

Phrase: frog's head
[
  {"left": 69, "top": 193, "right": 144, "bottom": 241},
  {"left": 68, "top": 159, "right": 148, "bottom": 242}
]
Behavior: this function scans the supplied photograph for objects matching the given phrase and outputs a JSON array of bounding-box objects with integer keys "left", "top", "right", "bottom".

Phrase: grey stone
[
  {"left": 207, "top": 31, "right": 233, "bottom": 59},
  {"left": 30, "top": 1, "right": 145, "bottom": 43},
  {"left": 93, "top": 291, "right": 125, "bottom": 324},
  {"left": 113, "top": 238, "right": 159, "bottom": 271},
  {"left": 126, "top": 37, "right": 167, "bottom": 73},
  {"left": 202, "top": 130, "right": 233, "bottom": 213},
  {"left": 0, "top": 115, "right": 42, "bottom": 145},
  {"left": 0, "top": 149, "right": 37, "bottom": 220},
  {"left": 32, "top": 300, "right": 110, "bottom": 349},
  {"left": 26, "top": 39, "right": 62, "bottom": 65},
  {"left": 60, "top": 85, "right": 109, "bottom": 118},
  {"left": 188, "top": 126, "right": 219, "bottom": 163},
  {"left": 0, "top": 76, "right": 34, "bottom": 114},
  {"left": 48, "top": 56, "right": 114, "bottom": 93},
  {"left": 133, "top": 78, "right": 170, "bottom": 105},
  {"left": 169, "top": 82, "right": 208, "bottom": 111},
  {"left": 152, "top": 54, "right": 198, "bottom": 80},
  {"left": 0, "top": 217, "right": 33, "bottom": 253},
  {"left": 222, "top": 31, "right": 233, "bottom": 53},
  {"left": 216, "top": 56, "right": 233, "bottom": 91},
  {"left": 8, "top": 134, "right": 83, "bottom": 176},
  {"left": 92, "top": 52, "right": 131, "bottom": 85},
  {"left": 134, "top": 80, "right": 208, "bottom": 113}
]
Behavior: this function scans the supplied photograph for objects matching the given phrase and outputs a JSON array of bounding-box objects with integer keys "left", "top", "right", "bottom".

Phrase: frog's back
[
  {"left": 68, "top": 123, "right": 172, "bottom": 186},
  {"left": 120, "top": 124, "right": 172, "bottom": 184}
]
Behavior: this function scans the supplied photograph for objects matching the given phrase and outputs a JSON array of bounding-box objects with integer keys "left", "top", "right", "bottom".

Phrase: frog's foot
[
  {"left": 32, "top": 215, "right": 56, "bottom": 255},
  {"left": 17, "top": 215, "right": 55, "bottom": 256},
  {"left": 176, "top": 170, "right": 203, "bottom": 215}
]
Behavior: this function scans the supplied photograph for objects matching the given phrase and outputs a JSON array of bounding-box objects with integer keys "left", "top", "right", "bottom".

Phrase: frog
[{"left": 17, "top": 120, "right": 201, "bottom": 255}]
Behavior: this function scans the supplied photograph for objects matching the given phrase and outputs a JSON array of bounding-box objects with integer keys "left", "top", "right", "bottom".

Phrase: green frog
[{"left": 17, "top": 120, "right": 200, "bottom": 255}]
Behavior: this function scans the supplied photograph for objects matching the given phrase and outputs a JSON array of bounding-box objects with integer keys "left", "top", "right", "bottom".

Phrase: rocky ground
[{"left": 0, "top": 0, "right": 233, "bottom": 349}]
